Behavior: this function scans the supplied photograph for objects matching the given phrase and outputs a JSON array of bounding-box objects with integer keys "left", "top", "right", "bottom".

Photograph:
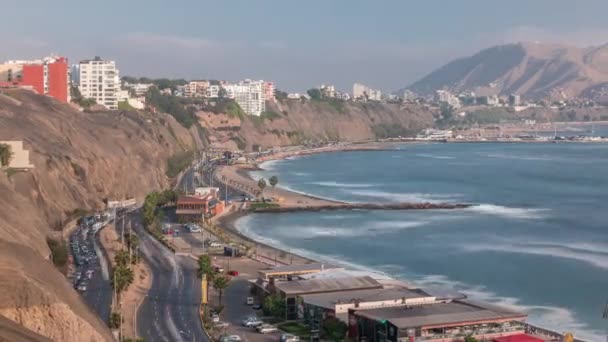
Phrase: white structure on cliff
[
  {"left": 353, "top": 83, "right": 382, "bottom": 101},
  {"left": 223, "top": 79, "right": 266, "bottom": 116},
  {"left": 0, "top": 141, "right": 34, "bottom": 169}
]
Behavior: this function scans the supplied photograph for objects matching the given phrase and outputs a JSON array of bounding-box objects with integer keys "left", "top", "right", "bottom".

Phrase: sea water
[{"left": 237, "top": 141, "right": 608, "bottom": 341}]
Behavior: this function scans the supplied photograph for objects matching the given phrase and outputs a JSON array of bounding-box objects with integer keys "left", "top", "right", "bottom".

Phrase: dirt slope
[
  {"left": 406, "top": 42, "right": 608, "bottom": 100},
  {"left": 0, "top": 90, "right": 195, "bottom": 341}
]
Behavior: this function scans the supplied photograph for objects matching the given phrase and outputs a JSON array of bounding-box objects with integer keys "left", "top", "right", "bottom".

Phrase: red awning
[{"left": 493, "top": 334, "right": 545, "bottom": 342}]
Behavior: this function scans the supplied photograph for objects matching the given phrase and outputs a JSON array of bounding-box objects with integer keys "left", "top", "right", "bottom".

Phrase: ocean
[{"left": 236, "top": 141, "right": 608, "bottom": 341}]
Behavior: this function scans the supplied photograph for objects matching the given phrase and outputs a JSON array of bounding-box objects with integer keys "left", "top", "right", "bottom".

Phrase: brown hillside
[{"left": 0, "top": 90, "right": 196, "bottom": 341}]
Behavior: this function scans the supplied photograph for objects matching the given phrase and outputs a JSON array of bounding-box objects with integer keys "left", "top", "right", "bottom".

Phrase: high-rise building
[
  {"left": 353, "top": 82, "right": 382, "bottom": 101},
  {"left": 262, "top": 81, "right": 275, "bottom": 102},
  {"left": 78, "top": 57, "right": 120, "bottom": 110},
  {"left": 224, "top": 80, "right": 266, "bottom": 116},
  {"left": 509, "top": 94, "right": 521, "bottom": 106},
  {"left": 0, "top": 56, "right": 69, "bottom": 103}
]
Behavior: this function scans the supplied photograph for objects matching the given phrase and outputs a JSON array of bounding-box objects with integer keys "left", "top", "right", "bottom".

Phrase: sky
[{"left": 3, "top": 0, "right": 608, "bottom": 92}]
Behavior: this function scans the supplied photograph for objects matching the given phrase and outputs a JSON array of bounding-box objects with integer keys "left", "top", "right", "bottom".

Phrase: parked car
[
  {"left": 252, "top": 303, "right": 262, "bottom": 310},
  {"left": 220, "top": 335, "right": 242, "bottom": 342},
  {"left": 209, "top": 242, "right": 223, "bottom": 248},
  {"left": 242, "top": 318, "right": 263, "bottom": 327},
  {"left": 227, "top": 270, "right": 239, "bottom": 276},
  {"left": 257, "top": 324, "right": 278, "bottom": 334},
  {"left": 280, "top": 334, "right": 300, "bottom": 342},
  {"left": 211, "top": 314, "right": 220, "bottom": 323}
]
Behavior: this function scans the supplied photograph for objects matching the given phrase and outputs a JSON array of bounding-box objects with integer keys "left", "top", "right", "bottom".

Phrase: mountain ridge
[{"left": 404, "top": 41, "right": 608, "bottom": 101}]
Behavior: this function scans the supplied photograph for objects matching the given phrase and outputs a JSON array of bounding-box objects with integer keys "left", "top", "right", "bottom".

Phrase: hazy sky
[{"left": 3, "top": 0, "right": 608, "bottom": 92}]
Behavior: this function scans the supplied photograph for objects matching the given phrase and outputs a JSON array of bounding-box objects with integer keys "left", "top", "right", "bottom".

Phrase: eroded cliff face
[
  {"left": 199, "top": 99, "right": 436, "bottom": 150},
  {"left": 0, "top": 90, "right": 197, "bottom": 341}
]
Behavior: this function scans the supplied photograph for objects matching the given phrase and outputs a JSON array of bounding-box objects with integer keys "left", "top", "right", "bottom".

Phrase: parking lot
[{"left": 67, "top": 215, "right": 112, "bottom": 322}]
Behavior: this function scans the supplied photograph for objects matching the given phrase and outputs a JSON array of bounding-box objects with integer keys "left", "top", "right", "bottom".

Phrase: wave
[
  {"left": 466, "top": 204, "right": 549, "bottom": 219},
  {"left": 482, "top": 153, "right": 556, "bottom": 162},
  {"left": 346, "top": 189, "right": 462, "bottom": 203},
  {"left": 313, "top": 181, "right": 376, "bottom": 188},
  {"left": 278, "top": 220, "right": 430, "bottom": 239},
  {"left": 258, "top": 159, "right": 282, "bottom": 171},
  {"left": 462, "top": 242, "right": 608, "bottom": 270},
  {"left": 293, "top": 172, "right": 311, "bottom": 177},
  {"left": 415, "top": 153, "right": 455, "bottom": 160}
]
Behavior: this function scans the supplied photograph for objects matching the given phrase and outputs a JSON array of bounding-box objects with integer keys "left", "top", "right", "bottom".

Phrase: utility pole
[{"left": 121, "top": 213, "right": 125, "bottom": 246}]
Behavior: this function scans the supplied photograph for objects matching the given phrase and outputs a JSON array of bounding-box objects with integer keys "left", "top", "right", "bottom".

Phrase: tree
[
  {"left": 109, "top": 312, "right": 121, "bottom": 329},
  {"left": 112, "top": 264, "right": 134, "bottom": 295},
  {"left": 114, "top": 250, "right": 130, "bottom": 268},
  {"left": 213, "top": 275, "right": 230, "bottom": 305},
  {"left": 257, "top": 178, "right": 267, "bottom": 197},
  {"left": 307, "top": 88, "right": 322, "bottom": 101},
  {"left": 197, "top": 255, "right": 214, "bottom": 280},
  {"left": 269, "top": 176, "right": 278, "bottom": 188},
  {"left": 464, "top": 335, "right": 478, "bottom": 342},
  {"left": 263, "top": 294, "right": 285, "bottom": 318},
  {"left": 0, "top": 144, "right": 13, "bottom": 167},
  {"left": 218, "top": 87, "right": 227, "bottom": 99},
  {"left": 322, "top": 316, "right": 348, "bottom": 341}
]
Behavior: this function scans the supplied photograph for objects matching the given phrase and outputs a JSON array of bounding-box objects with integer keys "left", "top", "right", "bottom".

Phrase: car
[
  {"left": 227, "top": 270, "right": 239, "bottom": 276},
  {"left": 220, "top": 335, "right": 242, "bottom": 342},
  {"left": 242, "top": 318, "right": 263, "bottom": 327},
  {"left": 209, "top": 242, "right": 223, "bottom": 248},
  {"left": 257, "top": 324, "right": 278, "bottom": 334},
  {"left": 211, "top": 314, "right": 220, "bottom": 323},
  {"left": 77, "top": 284, "right": 87, "bottom": 292},
  {"left": 280, "top": 334, "right": 300, "bottom": 342},
  {"left": 252, "top": 303, "right": 262, "bottom": 310}
]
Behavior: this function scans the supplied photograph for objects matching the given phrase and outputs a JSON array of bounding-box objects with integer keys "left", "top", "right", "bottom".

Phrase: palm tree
[
  {"left": 213, "top": 275, "right": 230, "bottom": 305},
  {"left": 269, "top": 176, "right": 278, "bottom": 188},
  {"left": 257, "top": 178, "right": 267, "bottom": 198},
  {"left": 112, "top": 265, "right": 134, "bottom": 296},
  {"left": 0, "top": 144, "right": 12, "bottom": 167},
  {"left": 197, "top": 255, "right": 214, "bottom": 279},
  {"left": 114, "top": 250, "right": 130, "bottom": 268}
]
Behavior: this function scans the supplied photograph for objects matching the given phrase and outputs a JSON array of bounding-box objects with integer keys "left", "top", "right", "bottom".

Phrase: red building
[{"left": 19, "top": 56, "right": 69, "bottom": 103}]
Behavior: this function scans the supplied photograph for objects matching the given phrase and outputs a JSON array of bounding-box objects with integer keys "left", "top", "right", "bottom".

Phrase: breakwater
[{"left": 251, "top": 202, "right": 471, "bottom": 213}]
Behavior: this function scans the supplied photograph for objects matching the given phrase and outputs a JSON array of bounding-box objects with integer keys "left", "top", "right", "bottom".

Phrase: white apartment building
[
  {"left": 124, "top": 83, "right": 152, "bottom": 97},
  {"left": 78, "top": 57, "right": 120, "bottom": 110},
  {"left": 206, "top": 84, "right": 221, "bottom": 98},
  {"left": 353, "top": 83, "right": 382, "bottom": 101},
  {"left": 185, "top": 80, "right": 210, "bottom": 98},
  {"left": 224, "top": 79, "right": 266, "bottom": 116}
]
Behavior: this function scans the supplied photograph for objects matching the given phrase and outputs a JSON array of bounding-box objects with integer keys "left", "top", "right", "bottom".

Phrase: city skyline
[{"left": 4, "top": 0, "right": 608, "bottom": 92}]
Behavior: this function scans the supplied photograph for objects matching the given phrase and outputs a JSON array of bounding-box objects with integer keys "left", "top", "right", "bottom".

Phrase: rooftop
[
  {"left": 274, "top": 276, "right": 382, "bottom": 296},
  {"left": 259, "top": 263, "right": 342, "bottom": 277},
  {"left": 355, "top": 299, "right": 526, "bottom": 329},
  {"left": 177, "top": 195, "right": 209, "bottom": 204},
  {"left": 300, "top": 288, "right": 434, "bottom": 311}
]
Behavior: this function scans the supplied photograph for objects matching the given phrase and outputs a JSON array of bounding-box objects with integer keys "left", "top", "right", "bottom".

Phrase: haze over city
[{"left": 4, "top": 0, "right": 608, "bottom": 91}]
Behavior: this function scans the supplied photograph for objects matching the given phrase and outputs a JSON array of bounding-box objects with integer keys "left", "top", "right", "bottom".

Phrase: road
[
  {"left": 68, "top": 221, "right": 113, "bottom": 323},
  {"left": 132, "top": 210, "right": 208, "bottom": 342}
]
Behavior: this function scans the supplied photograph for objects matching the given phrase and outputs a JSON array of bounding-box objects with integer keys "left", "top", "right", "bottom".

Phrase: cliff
[
  {"left": 198, "top": 99, "right": 436, "bottom": 150},
  {"left": 0, "top": 90, "right": 198, "bottom": 341}
]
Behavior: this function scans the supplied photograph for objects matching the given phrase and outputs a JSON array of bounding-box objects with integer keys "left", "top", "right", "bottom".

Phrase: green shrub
[
  {"left": 166, "top": 150, "right": 194, "bottom": 178},
  {"left": 46, "top": 237, "right": 68, "bottom": 268}
]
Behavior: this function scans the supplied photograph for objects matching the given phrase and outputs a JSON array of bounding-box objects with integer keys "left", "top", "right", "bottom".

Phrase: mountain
[
  {"left": 0, "top": 90, "right": 199, "bottom": 341},
  {"left": 406, "top": 42, "right": 608, "bottom": 100}
]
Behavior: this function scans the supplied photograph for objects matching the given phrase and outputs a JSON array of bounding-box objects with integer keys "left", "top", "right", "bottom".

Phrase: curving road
[{"left": 132, "top": 210, "right": 208, "bottom": 342}]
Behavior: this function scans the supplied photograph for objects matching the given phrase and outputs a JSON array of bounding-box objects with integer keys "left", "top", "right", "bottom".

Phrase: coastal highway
[{"left": 131, "top": 210, "right": 208, "bottom": 342}]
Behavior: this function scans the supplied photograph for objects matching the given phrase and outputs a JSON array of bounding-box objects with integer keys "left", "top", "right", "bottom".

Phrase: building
[
  {"left": 262, "top": 81, "right": 275, "bottom": 102},
  {"left": 258, "top": 263, "right": 343, "bottom": 282},
  {"left": 206, "top": 84, "right": 221, "bottom": 99},
  {"left": 349, "top": 299, "right": 528, "bottom": 342},
  {"left": 224, "top": 80, "right": 266, "bottom": 116},
  {"left": 184, "top": 80, "right": 209, "bottom": 98},
  {"left": 78, "top": 57, "right": 120, "bottom": 110},
  {"left": 435, "top": 90, "right": 461, "bottom": 108},
  {"left": 0, "top": 141, "right": 34, "bottom": 169},
  {"left": 124, "top": 83, "right": 153, "bottom": 97},
  {"left": 272, "top": 276, "right": 384, "bottom": 320},
  {"left": 300, "top": 287, "right": 438, "bottom": 323},
  {"left": 509, "top": 94, "right": 521, "bottom": 106},
  {"left": 0, "top": 56, "right": 69, "bottom": 103},
  {"left": 417, "top": 129, "right": 453, "bottom": 140},
  {"left": 319, "top": 84, "right": 336, "bottom": 98},
  {"left": 175, "top": 194, "right": 224, "bottom": 222},
  {"left": 353, "top": 83, "right": 382, "bottom": 101}
]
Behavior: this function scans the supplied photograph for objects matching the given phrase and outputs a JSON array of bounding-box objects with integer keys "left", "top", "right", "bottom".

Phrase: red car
[{"left": 227, "top": 270, "right": 239, "bottom": 276}]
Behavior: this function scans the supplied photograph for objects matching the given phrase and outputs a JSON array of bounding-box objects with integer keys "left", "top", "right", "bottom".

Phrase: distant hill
[{"left": 404, "top": 42, "right": 608, "bottom": 101}]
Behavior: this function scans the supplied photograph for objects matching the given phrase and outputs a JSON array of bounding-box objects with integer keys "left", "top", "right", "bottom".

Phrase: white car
[
  {"left": 281, "top": 334, "right": 300, "bottom": 342},
  {"left": 242, "top": 318, "right": 263, "bottom": 327},
  {"left": 257, "top": 324, "right": 278, "bottom": 334},
  {"left": 209, "top": 242, "right": 223, "bottom": 248},
  {"left": 214, "top": 321, "right": 229, "bottom": 328},
  {"left": 211, "top": 314, "right": 220, "bottom": 323},
  {"left": 220, "top": 335, "right": 242, "bottom": 342}
]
